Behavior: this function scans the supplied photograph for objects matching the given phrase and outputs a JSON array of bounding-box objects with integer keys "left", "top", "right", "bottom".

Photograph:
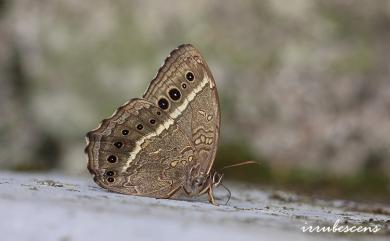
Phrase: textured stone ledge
[{"left": 0, "top": 171, "right": 388, "bottom": 241}]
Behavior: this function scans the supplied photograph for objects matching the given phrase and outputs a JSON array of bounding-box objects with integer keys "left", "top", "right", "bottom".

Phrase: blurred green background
[{"left": 0, "top": 0, "right": 389, "bottom": 203}]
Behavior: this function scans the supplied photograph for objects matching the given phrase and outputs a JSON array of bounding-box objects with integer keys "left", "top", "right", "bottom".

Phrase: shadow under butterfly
[{"left": 85, "top": 44, "right": 257, "bottom": 205}]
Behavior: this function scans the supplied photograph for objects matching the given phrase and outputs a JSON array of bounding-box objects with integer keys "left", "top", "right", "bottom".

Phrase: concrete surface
[{"left": 0, "top": 171, "right": 389, "bottom": 241}]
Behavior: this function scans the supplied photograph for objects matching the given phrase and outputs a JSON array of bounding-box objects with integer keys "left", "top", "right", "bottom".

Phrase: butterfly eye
[
  {"left": 168, "top": 88, "right": 181, "bottom": 101},
  {"left": 136, "top": 124, "right": 143, "bottom": 130},
  {"left": 150, "top": 119, "right": 156, "bottom": 124},
  {"left": 156, "top": 111, "right": 161, "bottom": 115},
  {"left": 194, "top": 179, "right": 203, "bottom": 186},
  {"left": 158, "top": 98, "right": 169, "bottom": 110},
  {"left": 186, "top": 72, "right": 194, "bottom": 81},
  {"left": 181, "top": 83, "right": 187, "bottom": 89}
]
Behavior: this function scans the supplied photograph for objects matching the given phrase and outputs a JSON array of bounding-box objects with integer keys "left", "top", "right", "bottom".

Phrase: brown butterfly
[{"left": 85, "top": 44, "right": 223, "bottom": 204}]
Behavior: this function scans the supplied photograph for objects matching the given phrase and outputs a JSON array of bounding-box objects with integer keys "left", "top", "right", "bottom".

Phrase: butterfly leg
[
  {"left": 207, "top": 187, "right": 217, "bottom": 205},
  {"left": 183, "top": 185, "right": 191, "bottom": 196},
  {"left": 165, "top": 185, "right": 183, "bottom": 199}
]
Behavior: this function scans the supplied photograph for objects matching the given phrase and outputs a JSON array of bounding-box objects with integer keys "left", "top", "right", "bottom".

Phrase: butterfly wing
[
  {"left": 86, "top": 44, "right": 220, "bottom": 198},
  {"left": 86, "top": 99, "right": 195, "bottom": 198},
  {"left": 143, "top": 44, "right": 220, "bottom": 175}
]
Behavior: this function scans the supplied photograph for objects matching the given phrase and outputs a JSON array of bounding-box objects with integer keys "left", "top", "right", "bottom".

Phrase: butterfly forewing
[{"left": 143, "top": 44, "right": 220, "bottom": 175}]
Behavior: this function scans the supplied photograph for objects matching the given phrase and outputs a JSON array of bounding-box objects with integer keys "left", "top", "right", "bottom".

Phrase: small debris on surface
[{"left": 36, "top": 179, "right": 64, "bottom": 187}]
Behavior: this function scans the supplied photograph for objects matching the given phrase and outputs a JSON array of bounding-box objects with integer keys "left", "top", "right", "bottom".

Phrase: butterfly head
[
  {"left": 184, "top": 163, "right": 224, "bottom": 197},
  {"left": 190, "top": 175, "right": 207, "bottom": 195},
  {"left": 184, "top": 164, "right": 205, "bottom": 195}
]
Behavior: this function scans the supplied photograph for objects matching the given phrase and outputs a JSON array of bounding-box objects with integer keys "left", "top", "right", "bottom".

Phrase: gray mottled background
[{"left": 0, "top": 0, "right": 389, "bottom": 203}]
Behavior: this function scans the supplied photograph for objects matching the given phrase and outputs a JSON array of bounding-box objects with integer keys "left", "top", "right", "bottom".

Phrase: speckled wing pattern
[{"left": 85, "top": 44, "right": 220, "bottom": 198}]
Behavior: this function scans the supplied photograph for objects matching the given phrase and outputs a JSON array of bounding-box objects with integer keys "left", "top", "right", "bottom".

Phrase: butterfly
[{"left": 85, "top": 44, "right": 223, "bottom": 204}]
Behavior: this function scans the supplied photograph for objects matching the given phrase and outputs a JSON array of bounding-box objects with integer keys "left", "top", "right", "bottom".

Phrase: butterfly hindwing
[{"left": 86, "top": 99, "right": 195, "bottom": 197}]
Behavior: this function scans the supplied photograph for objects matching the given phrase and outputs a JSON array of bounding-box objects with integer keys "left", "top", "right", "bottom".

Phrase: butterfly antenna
[
  {"left": 220, "top": 160, "right": 259, "bottom": 171},
  {"left": 218, "top": 160, "right": 259, "bottom": 205},
  {"left": 220, "top": 182, "right": 231, "bottom": 205}
]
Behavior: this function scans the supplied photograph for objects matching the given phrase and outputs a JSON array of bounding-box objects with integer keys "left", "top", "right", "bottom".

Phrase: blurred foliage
[
  {"left": 216, "top": 143, "right": 390, "bottom": 203},
  {"left": 215, "top": 141, "right": 273, "bottom": 183}
]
